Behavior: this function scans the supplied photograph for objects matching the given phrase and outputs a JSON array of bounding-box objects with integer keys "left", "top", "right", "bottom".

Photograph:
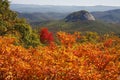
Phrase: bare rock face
[{"left": 65, "top": 10, "right": 95, "bottom": 22}]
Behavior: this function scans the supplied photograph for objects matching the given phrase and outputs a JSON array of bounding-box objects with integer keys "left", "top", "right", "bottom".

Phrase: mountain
[
  {"left": 16, "top": 9, "right": 120, "bottom": 23},
  {"left": 17, "top": 9, "right": 120, "bottom": 23},
  {"left": 10, "top": 4, "right": 120, "bottom": 13},
  {"left": 18, "top": 12, "right": 68, "bottom": 22},
  {"left": 22, "top": 10, "right": 118, "bottom": 34},
  {"left": 11, "top": 4, "right": 120, "bottom": 23},
  {"left": 65, "top": 10, "right": 95, "bottom": 22},
  {"left": 11, "top": 4, "right": 120, "bottom": 34},
  {"left": 92, "top": 9, "right": 120, "bottom": 23}
]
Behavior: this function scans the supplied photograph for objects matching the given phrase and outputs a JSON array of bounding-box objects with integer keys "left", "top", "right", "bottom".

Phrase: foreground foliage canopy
[{"left": 0, "top": 31, "right": 120, "bottom": 80}]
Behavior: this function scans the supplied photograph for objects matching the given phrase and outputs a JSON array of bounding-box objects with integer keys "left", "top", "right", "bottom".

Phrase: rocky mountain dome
[{"left": 65, "top": 10, "right": 95, "bottom": 22}]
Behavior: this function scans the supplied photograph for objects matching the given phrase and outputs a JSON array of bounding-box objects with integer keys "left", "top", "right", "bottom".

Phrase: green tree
[{"left": 0, "top": 0, "right": 40, "bottom": 47}]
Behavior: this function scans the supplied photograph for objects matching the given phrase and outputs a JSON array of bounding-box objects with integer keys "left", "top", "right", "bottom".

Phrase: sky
[{"left": 9, "top": 0, "right": 120, "bottom": 6}]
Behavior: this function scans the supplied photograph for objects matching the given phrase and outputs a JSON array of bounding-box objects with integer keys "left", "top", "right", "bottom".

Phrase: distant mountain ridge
[
  {"left": 92, "top": 9, "right": 120, "bottom": 23},
  {"left": 10, "top": 4, "right": 120, "bottom": 13},
  {"left": 17, "top": 9, "right": 120, "bottom": 23},
  {"left": 18, "top": 12, "right": 68, "bottom": 22}
]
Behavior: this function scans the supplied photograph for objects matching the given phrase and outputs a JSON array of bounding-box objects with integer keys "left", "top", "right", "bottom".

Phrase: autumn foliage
[
  {"left": 57, "top": 31, "right": 80, "bottom": 46},
  {"left": 0, "top": 32, "right": 120, "bottom": 80},
  {"left": 40, "top": 28, "right": 54, "bottom": 44},
  {"left": 1, "top": 1, "right": 119, "bottom": 79}
]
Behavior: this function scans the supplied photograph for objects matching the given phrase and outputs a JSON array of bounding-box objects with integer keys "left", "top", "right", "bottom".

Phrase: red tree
[{"left": 40, "top": 28, "right": 54, "bottom": 44}]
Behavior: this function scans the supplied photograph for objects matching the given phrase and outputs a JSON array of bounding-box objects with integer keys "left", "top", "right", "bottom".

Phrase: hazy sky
[{"left": 9, "top": 0, "right": 120, "bottom": 6}]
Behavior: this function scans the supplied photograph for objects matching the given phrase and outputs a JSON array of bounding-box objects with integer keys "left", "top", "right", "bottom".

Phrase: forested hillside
[
  {"left": 92, "top": 9, "right": 120, "bottom": 23},
  {"left": 18, "top": 12, "right": 68, "bottom": 22}
]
